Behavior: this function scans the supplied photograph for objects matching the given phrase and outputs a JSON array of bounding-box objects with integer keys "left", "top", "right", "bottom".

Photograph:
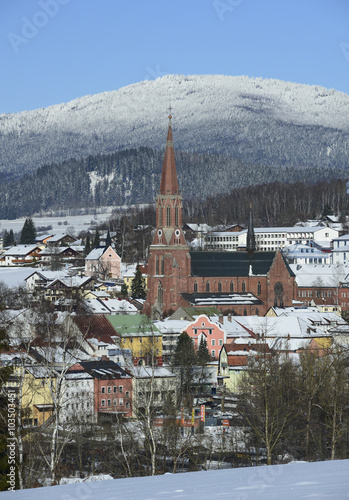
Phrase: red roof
[{"left": 73, "top": 315, "right": 117, "bottom": 344}]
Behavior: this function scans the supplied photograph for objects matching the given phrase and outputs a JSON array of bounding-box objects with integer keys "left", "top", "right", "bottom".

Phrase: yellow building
[
  {"left": 20, "top": 366, "right": 55, "bottom": 427},
  {"left": 107, "top": 315, "right": 162, "bottom": 365}
]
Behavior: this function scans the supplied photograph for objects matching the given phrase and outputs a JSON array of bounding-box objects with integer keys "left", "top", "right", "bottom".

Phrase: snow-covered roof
[
  {"left": 290, "top": 263, "right": 349, "bottom": 287},
  {"left": 5, "top": 244, "right": 40, "bottom": 256},
  {"left": 85, "top": 247, "right": 105, "bottom": 260},
  {"left": 154, "top": 319, "right": 191, "bottom": 334}
]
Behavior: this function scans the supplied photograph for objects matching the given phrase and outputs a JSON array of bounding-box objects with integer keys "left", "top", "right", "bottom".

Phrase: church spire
[
  {"left": 159, "top": 114, "right": 179, "bottom": 195},
  {"left": 246, "top": 204, "right": 256, "bottom": 258}
]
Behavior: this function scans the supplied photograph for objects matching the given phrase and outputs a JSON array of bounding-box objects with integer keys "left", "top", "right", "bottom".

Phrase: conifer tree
[
  {"left": 93, "top": 230, "right": 100, "bottom": 249},
  {"left": 197, "top": 336, "right": 210, "bottom": 366},
  {"left": 3, "top": 230, "right": 14, "bottom": 247},
  {"left": 84, "top": 233, "right": 91, "bottom": 255},
  {"left": 19, "top": 218, "right": 36, "bottom": 244},
  {"left": 131, "top": 265, "right": 146, "bottom": 299}
]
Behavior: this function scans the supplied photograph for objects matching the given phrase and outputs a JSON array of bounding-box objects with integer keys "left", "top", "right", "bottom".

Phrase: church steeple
[
  {"left": 159, "top": 114, "right": 179, "bottom": 195},
  {"left": 246, "top": 204, "right": 256, "bottom": 258}
]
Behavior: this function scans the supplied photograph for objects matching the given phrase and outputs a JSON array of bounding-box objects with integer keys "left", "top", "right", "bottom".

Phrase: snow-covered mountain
[{"left": 1, "top": 75, "right": 349, "bottom": 179}]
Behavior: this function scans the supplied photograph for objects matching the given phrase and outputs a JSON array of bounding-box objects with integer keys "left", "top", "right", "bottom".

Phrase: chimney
[{"left": 219, "top": 314, "right": 223, "bottom": 324}]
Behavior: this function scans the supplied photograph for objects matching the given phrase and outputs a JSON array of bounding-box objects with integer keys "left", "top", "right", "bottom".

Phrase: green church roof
[{"left": 106, "top": 314, "right": 161, "bottom": 337}]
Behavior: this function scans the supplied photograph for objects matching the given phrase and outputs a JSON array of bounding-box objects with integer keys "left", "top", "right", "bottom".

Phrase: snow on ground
[
  {"left": 2, "top": 460, "right": 349, "bottom": 499},
  {"left": 0, "top": 207, "right": 114, "bottom": 237},
  {"left": 0, "top": 267, "right": 35, "bottom": 288}
]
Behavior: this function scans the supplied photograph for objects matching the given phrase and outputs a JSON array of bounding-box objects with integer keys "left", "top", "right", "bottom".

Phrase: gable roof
[
  {"left": 106, "top": 314, "right": 161, "bottom": 337},
  {"left": 190, "top": 251, "right": 281, "bottom": 277}
]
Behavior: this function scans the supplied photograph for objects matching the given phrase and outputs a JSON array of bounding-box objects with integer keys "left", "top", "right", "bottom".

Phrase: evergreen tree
[
  {"left": 131, "top": 265, "right": 146, "bottom": 299},
  {"left": 197, "top": 336, "right": 210, "bottom": 366},
  {"left": 93, "top": 230, "right": 100, "bottom": 249},
  {"left": 120, "top": 282, "right": 129, "bottom": 297},
  {"left": 3, "top": 230, "right": 14, "bottom": 247},
  {"left": 84, "top": 233, "right": 91, "bottom": 256},
  {"left": 19, "top": 218, "right": 36, "bottom": 244},
  {"left": 172, "top": 332, "right": 197, "bottom": 410}
]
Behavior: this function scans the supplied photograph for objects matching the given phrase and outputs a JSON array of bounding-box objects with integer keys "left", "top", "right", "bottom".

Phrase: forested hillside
[
  {"left": 1, "top": 75, "right": 349, "bottom": 181},
  {"left": 1, "top": 147, "right": 348, "bottom": 219}
]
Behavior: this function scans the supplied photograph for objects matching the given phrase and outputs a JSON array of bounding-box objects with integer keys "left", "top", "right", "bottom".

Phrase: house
[
  {"left": 106, "top": 314, "right": 163, "bottom": 366},
  {"left": 20, "top": 366, "right": 55, "bottom": 427},
  {"left": 1, "top": 245, "right": 42, "bottom": 266},
  {"left": 331, "top": 234, "right": 349, "bottom": 265},
  {"left": 183, "top": 314, "right": 226, "bottom": 360},
  {"left": 282, "top": 243, "right": 331, "bottom": 265},
  {"left": 45, "top": 233, "right": 77, "bottom": 247},
  {"left": 154, "top": 318, "right": 190, "bottom": 364},
  {"left": 44, "top": 276, "right": 97, "bottom": 301},
  {"left": 218, "top": 339, "right": 271, "bottom": 392},
  {"left": 25, "top": 269, "right": 70, "bottom": 292},
  {"left": 63, "top": 360, "right": 133, "bottom": 423},
  {"left": 290, "top": 262, "right": 349, "bottom": 309},
  {"left": 130, "top": 365, "right": 176, "bottom": 414},
  {"left": 40, "top": 246, "right": 84, "bottom": 265},
  {"left": 85, "top": 245, "right": 121, "bottom": 280}
]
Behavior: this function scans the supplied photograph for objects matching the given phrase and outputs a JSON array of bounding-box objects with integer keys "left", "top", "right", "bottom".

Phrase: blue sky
[{"left": 1, "top": 0, "right": 349, "bottom": 114}]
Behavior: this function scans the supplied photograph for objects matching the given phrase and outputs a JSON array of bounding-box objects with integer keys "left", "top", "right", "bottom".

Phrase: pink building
[
  {"left": 184, "top": 314, "right": 226, "bottom": 360},
  {"left": 85, "top": 245, "right": 121, "bottom": 280}
]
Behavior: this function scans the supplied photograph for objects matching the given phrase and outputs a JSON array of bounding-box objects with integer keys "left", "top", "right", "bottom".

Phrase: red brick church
[{"left": 143, "top": 116, "right": 297, "bottom": 318}]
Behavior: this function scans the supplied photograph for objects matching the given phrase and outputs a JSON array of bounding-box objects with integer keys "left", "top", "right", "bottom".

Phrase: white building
[
  {"left": 331, "top": 234, "right": 349, "bottom": 265},
  {"left": 206, "top": 227, "right": 338, "bottom": 252}
]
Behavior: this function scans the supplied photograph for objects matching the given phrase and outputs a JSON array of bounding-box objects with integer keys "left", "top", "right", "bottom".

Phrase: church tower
[{"left": 144, "top": 114, "right": 191, "bottom": 318}]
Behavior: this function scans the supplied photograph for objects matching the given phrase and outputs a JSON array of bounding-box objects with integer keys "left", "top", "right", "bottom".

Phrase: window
[
  {"left": 158, "top": 281, "right": 163, "bottom": 304},
  {"left": 242, "top": 281, "right": 246, "bottom": 292},
  {"left": 230, "top": 281, "right": 234, "bottom": 292},
  {"left": 101, "top": 386, "right": 106, "bottom": 394},
  {"left": 211, "top": 350, "right": 215, "bottom": 358},
  {"left": 194, "top": 281, "right": 198, "bottom": 293},
  {"left": 119, "top": 386, "right": 123, "bottom": 393},
  {"left": 119, "top": 398, "right": 123, "bottom": 406},
  {"left": 114, "top": 386, "right": 117, "bottom": 393},
  {"left": 107, "top": 386, "right": 111, "bottom": 393},
  {"left": 257, "top": 281, "right": 261, "bottom": 295},
  {"left": 219, "top": 339, "right": 223, "bottom": 346},
  {"left": 159, "top": 208, "right": 162, "bottom": 227},
  {"left": 155, "top": 256, "right": 159, "bottom": 275},
  {"left": 175, "top": 206, "right": 179, "bottom": 226},
  {"left": 107, "top": 399, "right": 111, "bottom": 407},
  {"left": 101, "top": 399, "right": 106, "bottom": 407},
  {"left": 211, "top": 339, "right": 215, "bottom": 346},
  {"left": 218, "top": 281, "right": 222, "bottom": 292},
  {"left": 166, "top": 206, "right": 171, "bottom": 226},
  {"left": 125, "top": 401, "right": 130, "bottom": 409},
  {"left": 161, "top": 256, "right": 164, "bottom": 275},
  {"left": 125, "top": 391, "right": 130, "bottom": 398},
  {"left": 206, "top": 281, "right": 210, "bottom": 292}
]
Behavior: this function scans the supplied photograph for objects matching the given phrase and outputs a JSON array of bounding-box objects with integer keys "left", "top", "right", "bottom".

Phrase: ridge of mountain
[{"left": 1, "top": 74, "right": 349, "bottom": 180}]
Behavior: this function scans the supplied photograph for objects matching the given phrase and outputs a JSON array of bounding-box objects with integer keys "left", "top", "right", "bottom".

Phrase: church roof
[
  {"left": 190, "top": 251, "right": 292, "bottom": 277},
  {"left": 159, "top": 116, "right": 179, "bottom": 195}
]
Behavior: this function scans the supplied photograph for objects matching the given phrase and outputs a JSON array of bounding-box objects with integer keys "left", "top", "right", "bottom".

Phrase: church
[{"left": 143, "top": 115, "right": 297, "bottom": 318}]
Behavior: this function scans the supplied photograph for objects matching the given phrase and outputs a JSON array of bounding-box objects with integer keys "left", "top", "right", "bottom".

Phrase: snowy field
[
  {"left": 0, "top": 207, "right": 114, "bottom": 237},
  {"left": 2, "top": 459, "right": 349, "bottom": 499}
]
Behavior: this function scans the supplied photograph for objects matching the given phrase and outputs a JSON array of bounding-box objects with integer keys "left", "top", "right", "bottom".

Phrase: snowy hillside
[
  {"left": 2, "top": 459, "right": 349, "bottom": 499},
  {"left": 1, "top": 75, "right": 349, "bottom": 178}
]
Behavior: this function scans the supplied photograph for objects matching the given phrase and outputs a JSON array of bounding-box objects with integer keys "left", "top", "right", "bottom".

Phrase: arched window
[
  {"left": 175, "top": 206, "right": 179, "bottom": 226},
  {"left": 155, "top": 256, "right": 159, "bottom": 275},
  {"left": 218, "top": 281, "right": 222, "bottom": 292},
  {"left": 158, "top": 282, "right": 163, "bottom": 304},
  {"left": 194, "top": 281, "right": 198, "bottom": 293},
  {"left": 166, "top": 206, "right": 171, "bottom": 226},
  {"left": 257, "top": 281, "right": 261, "bottom": 295},
  {"left": 230, "top": 281, "right": 234, "bottom": 292},
  {"left": 242, "top": 281, "right": 246, "bottom": 292},
  {"left": 206, "top": 281, "right": 210, "bottom": 293},
  {"left": 158, "top": 208, "right": 162, "bottom": 227},
  {"left": 160, "top": 256, "right": 164, "bottom": 275}
]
